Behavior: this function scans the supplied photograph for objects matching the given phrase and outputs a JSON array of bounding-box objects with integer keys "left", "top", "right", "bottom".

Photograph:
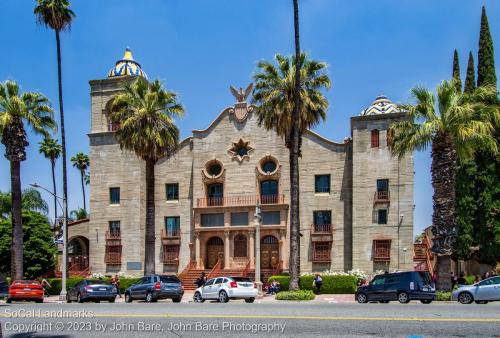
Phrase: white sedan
[
  {"left": 193, "top": 276, "right": 258, "bottom": 303},
  {"left": 452, "top": 276, "right": 500, "bottom": 304}
]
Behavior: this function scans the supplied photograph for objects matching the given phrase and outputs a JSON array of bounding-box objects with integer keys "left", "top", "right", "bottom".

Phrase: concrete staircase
[{"left": 180, "top": 268, "right": 280, "bottom": 290}]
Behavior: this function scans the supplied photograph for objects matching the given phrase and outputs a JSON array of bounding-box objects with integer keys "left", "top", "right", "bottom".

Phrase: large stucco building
[{"left": 68, "top": 49, "right": 414, "bottom": 277}]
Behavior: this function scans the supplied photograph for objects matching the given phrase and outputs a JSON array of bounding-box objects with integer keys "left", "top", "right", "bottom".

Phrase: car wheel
[
  {"left": 66, "top": 295, "right": 72, "bottom": 303},
  {"left": 397, "top": 292, "right": 410, "bottom": 304},
  {"left": 77, "top": 293, "right": 83, "bottom": 303},
  {"left": 219, "top": 291, "right": 229, "bottom": 303},
  {"left": 193, "top": 292, "right": 204, "bottom": 303},
  {"left": 125, "top": 293, "right": 132, "bottom": 303},
  {"left": 109, "top": 298, "right": 115, "bottom": 303},
  {"left": 356, "top": 293, "right": 368, "bottom": 303},
  {"left": 475, "top": 300, "right": 488, "bottom": 304},
  {"left": 458, "top": 292, "right": 473, "bottom": 304},
  {"left": 420, "top": 299, "right": 432, "bottom": 304},
  {"left": 245, "top": 298, "right": 255, "bottom": 303},
  {"left": 146, "top": 292, "right": 153, "bottom": 303},
  {"left": 6, "top": 298, "right": 11, "bottom": 304},
  {"left": 172, "top": 297, "right": 181, "bottom": 303}
]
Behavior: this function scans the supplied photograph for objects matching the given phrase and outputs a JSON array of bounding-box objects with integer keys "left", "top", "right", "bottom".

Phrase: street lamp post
[
  {"left": 30, "top": 183, "right": 68, "bottom": 301},
  {"left": 254, "top": 202, "right": 262, "bottom": 295}
]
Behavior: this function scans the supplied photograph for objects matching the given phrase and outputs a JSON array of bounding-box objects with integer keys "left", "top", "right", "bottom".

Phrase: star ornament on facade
[{"left": 228, "top": 138, "right": 253, "bottom": 162}]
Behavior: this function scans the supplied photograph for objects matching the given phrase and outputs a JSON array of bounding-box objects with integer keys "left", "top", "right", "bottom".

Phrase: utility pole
[{"left": 254, "top": 202, "right": 262, "bottom": 294}]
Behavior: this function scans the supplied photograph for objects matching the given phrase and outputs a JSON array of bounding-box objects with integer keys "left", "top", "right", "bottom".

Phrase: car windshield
[
  {"left": 231, "top": 277, "right": 252, "bottom": 282},
  {"left": 160, "top": 276, "right": 180, "bottom": 283},
  {"left": 14, "top": 281, "right": 39, "bottom": 285},
  {"left": 87, "top": 280, "right": 109, "bottom": 285},
  {"left": 415, "top": 272, "right": 432, "bottom": 285}
]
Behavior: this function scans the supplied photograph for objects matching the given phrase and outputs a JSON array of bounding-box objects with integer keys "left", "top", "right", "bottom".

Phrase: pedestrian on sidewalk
[
  {"left": 313, "top": 274, "right": 323, "bottom": 295},
  {"left": 194, "top": 272, "right": 206, "bottom": 288},
  {"left": 112, "top": 275, "right": 121, "bottom": 298}
]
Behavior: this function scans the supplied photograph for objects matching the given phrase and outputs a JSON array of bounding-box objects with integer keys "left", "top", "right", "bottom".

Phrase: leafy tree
[
  {"left": 39, "top": 137, "right": 62, "bottom": 223},
  {"left": 464, "top": 51, "right": 476, "bottom": 94},
  {"left": 452, "top": 49, "right": 462, "bottom": 93},
  {"left": 70, "top": 152, "right": 89, "bottom": 212},
  {"left": 0, "top": 188, "right": 49, "bottom": 219},
  {"left": 0, "top": 80, "right": 55, "bottom": 280},
  {"left": 34, "top": 0, "right": 76, "bottom": 246},
  {"left": 70, "top": 208, "right": 87, "bottom": 221},
  {"left": 109, "top": 79, "right": 184, "bottom": 274},
  {"left": 477, "top": 6, "right": 496, "bottom": 90},
  {"left": 0, "top": 211, "right": 57, "bottom": 279},
  {"left": 252, "top": 52, "right": 330, "bottom": 289},
  {"left": 389, "top": 81, "right": 499, "bottom": 288}
]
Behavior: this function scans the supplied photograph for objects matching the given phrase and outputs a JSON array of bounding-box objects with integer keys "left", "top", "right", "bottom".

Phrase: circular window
[
  {"left": 208, "top": 163, "right": 222, "bottom": 176},
  {"left": 262, "top": 160, "right": 277, "bottom": 174}
]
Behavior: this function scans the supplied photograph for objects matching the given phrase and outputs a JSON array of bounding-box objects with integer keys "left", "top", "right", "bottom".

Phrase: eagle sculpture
[{"left": 230, "top": 83, "right": 253, "bottom": 103}]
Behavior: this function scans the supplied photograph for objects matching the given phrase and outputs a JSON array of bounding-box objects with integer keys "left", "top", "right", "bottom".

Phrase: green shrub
[
  {"left": 118, "top": 278, "right": 141, "bottom": 293},
  {"left": 465, "top": 275, "right": 476, "bottom": 285},
  {"left": 267, "top": 275, "right": 290, "bottom": 291},
  {"left": 436, "top": 291, "right": 451, "bottom": 301},
  {"left": 275, "top": 290, "right": 315, "bottom": 301},
  {"left": 299, "top": 275, "right": 357, "bottom": 294}
]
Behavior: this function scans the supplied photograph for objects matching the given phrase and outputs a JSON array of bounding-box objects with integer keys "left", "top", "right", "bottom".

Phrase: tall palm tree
[
  {"left": 34, "top": 0, "right": 75, "bottom": 237},
  {"left": 39, "top": 137, "right": 62, "bottom": 223},
  {"left": 109, "top": 78, "right": 184, "bottom": 274},
  {"left": 389, "top": 80, "right": 499, "bottom": 289},
  {"left": 0, "top": 80, "right": 55, "bottom": 279},
  {"left": 70, "top": 207, "right": 87, "bottom": 221},
  {"left": 252, "top": 52, "right": 331, "bottom": 290},
  {"left": 0, "top": 188, "right": 50, "bottom": 219},
  {"left": 71, "top": 152, "right": 89, "bottom": 212}
]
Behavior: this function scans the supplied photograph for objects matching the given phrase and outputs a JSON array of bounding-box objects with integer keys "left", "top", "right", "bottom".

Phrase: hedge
[
  {"left": 436, "top": 291, "right": 451, "bottom": 301},
  {"left": 268, "top": 275, "right": 357, "bottom": 294},
  {"left": 275, "top": 290, "right": 315, "bottom": 301},
  {"left": 44, "top": 277, "right": 140, "bottom": 295}
]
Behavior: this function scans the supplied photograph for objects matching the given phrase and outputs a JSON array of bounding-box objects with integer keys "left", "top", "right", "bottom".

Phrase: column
[
  {"left": 195, "top": 231, "right": 201, "bottom": 269},
  {"left": 224, "top": 230, "right": 230, "bottom": 269},
  {"left": 280, "top": 229, "right": 287, "bottom": 270},
  {"left": 249, "top": 229, "right": 255, "bottom": 269}
]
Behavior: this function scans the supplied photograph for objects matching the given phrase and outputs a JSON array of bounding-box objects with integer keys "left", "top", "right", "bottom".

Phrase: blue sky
[{"left": 0, "top": 0, "right": 498, "bottom": 236}]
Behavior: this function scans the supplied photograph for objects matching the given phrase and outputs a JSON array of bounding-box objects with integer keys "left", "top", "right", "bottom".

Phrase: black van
[{"left": 356, "top": 271, "right": 435, "bottom": 304}]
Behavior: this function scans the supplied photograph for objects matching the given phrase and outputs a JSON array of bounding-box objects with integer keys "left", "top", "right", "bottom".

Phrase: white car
[
  {"left": 193, "top": 276, "right": 258, "bottom": 303},
  {"left": 452, "top": 276, "right": 500, "bottom": 304}
]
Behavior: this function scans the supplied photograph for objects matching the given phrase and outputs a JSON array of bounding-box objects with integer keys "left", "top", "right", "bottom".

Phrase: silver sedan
[{"left": 452, "top": 276, "right": 500, "bottom": 304}]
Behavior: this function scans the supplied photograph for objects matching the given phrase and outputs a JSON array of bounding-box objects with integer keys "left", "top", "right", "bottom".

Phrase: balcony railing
[
  {"left": 105, "top": 231, "right": 122, "bottom": 265},
  {"left": 161, "top": 228, "right": 181, "bottom": 238},
  {"left": 163, "top": 245, "right": 180, "bottom": 265},
  {"left": 374, "top": 191, "right": 390, "bottom": 203},
  {"left": 312, "top": 243, "right": 331, "bottom": 262},
  {"left": 312, "top": 223, "right": 332, "bottom": 234},
  {"left": 196, "top": 194, "right": 285, "bottom": 208},
  {"left": 373, "top": 240, "right": 391, "bottom": 261},
  {"left": 105, "top": 231, "right": 121, "bottom": 240},
  {"left": 105, "top": 250, "right": 122, "bottom": 264}
]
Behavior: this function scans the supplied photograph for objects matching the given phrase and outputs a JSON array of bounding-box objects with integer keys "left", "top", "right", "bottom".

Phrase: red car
[{"left": 7, "top": 280, "right": 44, "bottom": 303}]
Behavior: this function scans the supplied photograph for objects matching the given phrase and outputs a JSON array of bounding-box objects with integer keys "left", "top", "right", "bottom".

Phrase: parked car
[
  {"left": 452, "top": 276, "right": 500, "bottom": 304},
  {"left": 124, "top": 275, "right": 184, "bottom": 303},
  {"left": 356, "top": 271, "right": 435, "bottom": 304},
  {"left": 193, "top": 276, "right": 258, "bottom": 303},
  {"left": 0, "top": 273, "right": 8, "bottom": 299},
  {"left": 7, "top": 280, "right": 44, "bottom": 303},
  {"left": 67, "top": 279, "right": 117, "bottom": 303}
]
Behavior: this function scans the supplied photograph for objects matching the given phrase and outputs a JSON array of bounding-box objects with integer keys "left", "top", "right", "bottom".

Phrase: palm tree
[
  {"left": 39, "top": 137, "right": 62, "bottom": 223},
  {"left": 70, "top": 208, "right": 88, "bottom": 221},
  {"left": 71, "top": 152, "right": 89, "bottom": 212},
  {"left": 109, "top": 78, "right": 184, "bottom": 274},
  {"left": 0, "top": 188, "right": 50, "bottom": 219},
  {"left": 34, "top": 0, "right": 75, "bottom": 238},
  {"left": 252, "top": 52, "right": 331, "bottom": 289},
  {"left": 389, "top": 80, "right": 499, "bottom": 289},
  {"left": 0, "top": 80, "right": 55, "bottom": 279}
]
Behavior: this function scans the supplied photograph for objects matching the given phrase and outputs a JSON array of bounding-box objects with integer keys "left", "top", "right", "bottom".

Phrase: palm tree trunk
[
  {"left": 55, "top": 29, "right": 69, "bottom": 255},
  {"left": 289, "top": 0, "right": 301, "bottom": 291},
  {"left": 144, "top": 159, "right": 156, "bottom": 275},
  {"left": 51, "top": 159, "right": 57, "bottom": 225},
  {"left": 10, "top": 160, "right": 23, "bottom": 280},
  {"left": 431, "top": 132, "right": 457, "bottom": 290},
  {"left": 80, "top": 169, "right": 86, "bottom": 212}
]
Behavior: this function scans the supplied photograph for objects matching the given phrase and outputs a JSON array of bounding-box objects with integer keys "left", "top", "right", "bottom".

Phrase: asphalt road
[{"left": 1, "top": 300, "right": 499, "bottom": 338}]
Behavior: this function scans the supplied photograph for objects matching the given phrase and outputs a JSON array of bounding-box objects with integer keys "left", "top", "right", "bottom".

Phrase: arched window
[
  {"left": 371, "top": 129, "right": 379, "bottom": 148},
  {"left": 233, "top": 234, "right": 247, "bottom": 257},
  {"left": 260, "top": 180, "right": 278, "bottom": 204}
]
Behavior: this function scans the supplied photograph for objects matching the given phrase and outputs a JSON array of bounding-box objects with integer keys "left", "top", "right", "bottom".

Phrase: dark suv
[
  {"left": 125, "top": 275, "right": 184, "bottom": 303},
  {"left": 356, "top": 271, "right": 435, "bottom": 304}
]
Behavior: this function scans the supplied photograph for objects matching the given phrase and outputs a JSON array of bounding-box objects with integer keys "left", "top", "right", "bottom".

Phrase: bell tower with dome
[{"left": 87, "top": 48, "right": 149, "bottom": 274}]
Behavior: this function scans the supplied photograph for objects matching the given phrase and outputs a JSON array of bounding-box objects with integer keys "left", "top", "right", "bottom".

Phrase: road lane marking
[{"left": 2, "top": 313, "right": 499, "bottom": 322}]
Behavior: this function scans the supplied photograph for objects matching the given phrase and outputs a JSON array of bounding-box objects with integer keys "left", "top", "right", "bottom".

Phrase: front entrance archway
[
  {"left": 68, "top": 236, "right": 89, "bottom": 273},
  {"left": 206, "top": 236, "right": 224, "bottom": 269},
  {"left": 261, "top": 235, "right": 279, "bottom": 270}
]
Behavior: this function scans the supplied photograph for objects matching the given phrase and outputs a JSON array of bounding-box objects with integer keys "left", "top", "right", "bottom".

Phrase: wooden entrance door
[
  {"left": 261, "top": 235, "right": 279, "bottom": 269},
  {"left": 206, "top": 237, "right": 224, "bottom": 269}
]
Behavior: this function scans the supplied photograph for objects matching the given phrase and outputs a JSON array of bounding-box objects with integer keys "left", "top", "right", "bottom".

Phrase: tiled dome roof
[
  {"left": 107, "top": 47, "right": 147, "bottom": 79},
  {"left": 360, "top": 95, "right": 400, "bottom": 116}
]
